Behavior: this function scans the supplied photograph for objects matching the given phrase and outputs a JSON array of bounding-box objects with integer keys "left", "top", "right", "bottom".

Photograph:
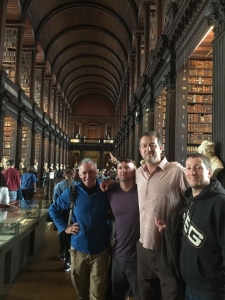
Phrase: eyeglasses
[{"left": 117, "top": 158, "right": 133, "bottom": 163}]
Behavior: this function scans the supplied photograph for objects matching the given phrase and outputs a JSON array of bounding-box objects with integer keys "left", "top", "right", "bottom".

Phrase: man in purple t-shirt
[{"left": 107, "top": 158, "right": 140, "bottom": 300}]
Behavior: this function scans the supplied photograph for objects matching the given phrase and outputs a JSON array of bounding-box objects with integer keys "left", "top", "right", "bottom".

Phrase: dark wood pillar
[
  {"left": 47, "top": 79, "right": 52, "bottom": 116},
  {"left": 210, "top": 6, "right": 225, "bottom": 163},
  {"left": 136, "top": 32, "right": 141, "bottom": 89},
  {"left": 128, "top": 117, "right": 135, "bottom": 159},
  {"left": 0, "top": 0, "right": 8, "bottom": 70},
  {"left": 15, "top": 112, "right": 24, "bottom": 168},
  {"left": 126, "top": 69, "right": 130, "bottom": 106},
  {"left": 53, "top": 89, "right": 57, "bottom": 120},
  {"left": 40, "top": 67, "right": 46, "bottom": 110},
  {"left": 134, "top": 104, "right": 142, "bottom": 167},
  {"left": 0, "top": 94, "right": 7, "bottom": 158},
  {"left": 156, "top": 0, "right": 163, "bottom": 40},
  {"left": 15, "top": 26, "right": 24, "bottom": 87},
  {"left": 130, "top": 54, "right": 135, "bottom": 96},
  {"left": 144, "top": 1, "right": 150, "bottom": 68}
]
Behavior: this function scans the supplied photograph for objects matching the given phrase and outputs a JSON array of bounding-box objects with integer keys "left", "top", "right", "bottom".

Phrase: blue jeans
[
  {"left": 9, "top": 190, "right": 17, "bottom": 201},
  {"left": 111, "top": 257, "right": 140, "bottom": 300},
  {"left": 185, "top": 286, "right": 224, "bottom": 300}
]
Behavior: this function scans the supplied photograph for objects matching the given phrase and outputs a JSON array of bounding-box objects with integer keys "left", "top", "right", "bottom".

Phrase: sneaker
[
  {"left": 63, "top": 263, "right": 71, "bottom": 272},
  {"left": 59, "top": 253, "right": 66, "bottom": 261}
]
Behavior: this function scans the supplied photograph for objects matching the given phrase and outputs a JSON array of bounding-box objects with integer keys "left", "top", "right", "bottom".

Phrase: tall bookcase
[
  {"left": 187, "top": 59, "right": 213, "bottom": 154},
  {"left": 21, "top": 52, "right": 31, "bottom": 97},
  {"left": 43, "top": 80, "right": 49, "bottom": 113},
  {"left": 34, "top": 69, "right": 42, "bottom": 107},
  {"left": 3, "top": 28, "right": 17, "bottom": 82},
  {"left": 155, "top": 89, "right": 166, "bottom": 153},
  {"left": 149, "top": 5, "right": 156, "bottom": 50},
  {"left": 35, "top": 133, "right": 41, "bottom": 162},
  {"left": 21, "top": 126, "right": 31, "bottom": 166},
  {"left": 3, "top": 116, "right": 17, "bottom": 160}
]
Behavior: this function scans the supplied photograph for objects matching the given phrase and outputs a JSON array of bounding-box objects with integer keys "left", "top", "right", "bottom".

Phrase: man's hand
[
  {"left": 65, "top": 223, "right": 80, "bottom": 235},
  {"left": 100, "top": 179, "right": 114, "bottom": 191},
  {"left": 155, "top": 217, "right": 166, "bottom": 232}
]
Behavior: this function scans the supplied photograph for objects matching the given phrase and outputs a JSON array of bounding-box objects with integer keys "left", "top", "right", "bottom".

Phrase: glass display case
[{"left": 0, "top": 200, "right": 49, "bottom": 248}]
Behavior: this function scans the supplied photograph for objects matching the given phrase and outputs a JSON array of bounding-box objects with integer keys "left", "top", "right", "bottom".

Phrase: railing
[{"left": 70, "top": 138, "right": 114, "bottom": 144}]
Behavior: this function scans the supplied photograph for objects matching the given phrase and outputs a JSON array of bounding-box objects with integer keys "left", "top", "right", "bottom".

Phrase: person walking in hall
[
  {"left": 101, "top": 131, "right": 189, "bottom": 300},
  {"left": 20, "top": 166, "right": 37, "bottom": 201},
  {"left": 0, "top": 167, "right": 10, "bottom": 205},
  {"left": 2, "top": 159, "right": 20, "bottom": 202},
  {"left": 107, "top": 158, "right": 140, "bottom": 300},
  {"left": 49, "top": 158, "right": 110, "bottom": 300},
  {"left": 53, "top": 167, "right": 77, "bottom": 272}
]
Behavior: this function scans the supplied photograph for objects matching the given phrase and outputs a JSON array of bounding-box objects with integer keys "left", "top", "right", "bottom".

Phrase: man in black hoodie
[{"left": 181, "top": 153, "right": 225, "bottom": 300}]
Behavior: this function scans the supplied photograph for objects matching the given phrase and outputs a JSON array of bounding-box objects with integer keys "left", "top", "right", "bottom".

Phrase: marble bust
[{"left": 198, "top": 140, "right": 224, "bottom": 179}]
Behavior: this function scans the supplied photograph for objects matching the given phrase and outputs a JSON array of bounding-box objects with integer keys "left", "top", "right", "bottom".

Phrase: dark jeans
[
  {"left": 111, "top": 257, "right": 140, "bottom": 300},
  {"left": 137, "top": 241, "right": 185, "bottom": 300},
  {"left": 185, "top": 286, "right": 224, "bottom": 300},
  {"left": 21, "top": 188, "right": 34, "bottom": 200},
  {"left": 58, "top": 231, "right": 71, "bottom": 264}
]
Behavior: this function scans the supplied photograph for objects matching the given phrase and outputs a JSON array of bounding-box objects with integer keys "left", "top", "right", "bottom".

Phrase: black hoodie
[{"left": 180, "top": 179, "right": 225, "bottom": 299}]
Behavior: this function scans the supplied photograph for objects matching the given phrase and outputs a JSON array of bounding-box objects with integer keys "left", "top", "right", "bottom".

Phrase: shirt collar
[{"left": 142, "top": 156, "right": 168, "bottom": 172}]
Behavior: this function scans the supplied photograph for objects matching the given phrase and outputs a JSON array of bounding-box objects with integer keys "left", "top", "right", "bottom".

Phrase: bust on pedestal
[{"left": 198, "top": 140, "right": 224, "bottom": 179}]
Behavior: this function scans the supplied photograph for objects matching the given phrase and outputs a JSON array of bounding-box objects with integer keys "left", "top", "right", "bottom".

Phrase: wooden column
[
  {"left": 47, "top": 79, "right": 52, "bottom": 116},
  {"left": 0, "top": 94, "right": 7, "bottom": 158},
  {"left": 126, "top": 69, "right": 130, "bottom": 105},
  {"left": 130, "top": 54, "right": 135, "bottom": 96},
  {"left": 15, "top": 112, "right": 24, "bottom": 168},
  {"left": 53, "top": 89, "right": 57, "bottom": 121},
  {"left": 136, "top": 32, "right": 141, "bottom": 89},
  {"left": 0, "top": 0, "right": 8, "bottom": 70},
  {"left": 212, "top": 29, "right": 225, "bottom": 163},
  {"left": 128, "top": 117, "right": 135, "bottom": 159},
  {"left": 144, "top": 1, "right": 150, "bottom": 68},
  {"left": 15, "top": 26, "right": 24, "bottom": 87},
  {"left": 40, "top": 67, "right": 46, "bottom": 110}
]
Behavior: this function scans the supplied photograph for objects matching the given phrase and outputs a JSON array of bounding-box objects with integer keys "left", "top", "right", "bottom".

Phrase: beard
[{"left": 143, "top": 152, "right": 158, "bottom": 163}]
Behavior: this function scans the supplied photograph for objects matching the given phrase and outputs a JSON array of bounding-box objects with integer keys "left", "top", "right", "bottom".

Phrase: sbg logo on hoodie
[{"left": 183, "top": 213, "right": 206, "bottom": 248}]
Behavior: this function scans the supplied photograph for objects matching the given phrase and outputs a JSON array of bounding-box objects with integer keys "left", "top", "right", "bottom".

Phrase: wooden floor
[{"left": 0, "top": 224, "right": 77, "bottom": 300}]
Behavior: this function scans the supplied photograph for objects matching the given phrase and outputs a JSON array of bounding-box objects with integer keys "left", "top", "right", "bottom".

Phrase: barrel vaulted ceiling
[{"left": 6, "top": 0, "right": 144, "bottom": 111}]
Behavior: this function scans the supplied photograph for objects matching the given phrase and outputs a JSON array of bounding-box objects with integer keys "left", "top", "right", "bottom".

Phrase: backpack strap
[{"left": 68, "top": 185, "right": 77, "bottom": 225}]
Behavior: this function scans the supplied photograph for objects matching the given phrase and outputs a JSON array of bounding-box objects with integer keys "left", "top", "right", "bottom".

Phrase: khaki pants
[{"left": 70, "top": 247, "right": 110, "bottom": 300}]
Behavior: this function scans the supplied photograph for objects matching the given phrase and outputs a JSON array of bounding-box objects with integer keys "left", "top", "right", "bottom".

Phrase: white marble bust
[{"left": 198, "top": 140, "right": 224, "bottom": 178}]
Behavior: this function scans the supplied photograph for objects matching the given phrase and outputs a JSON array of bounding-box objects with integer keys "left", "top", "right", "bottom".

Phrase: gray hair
[{"left": 78, "top": 158, "right": 97, "bottom": 171}]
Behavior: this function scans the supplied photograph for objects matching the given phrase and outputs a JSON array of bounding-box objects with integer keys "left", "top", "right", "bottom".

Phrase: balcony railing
[{"left": 70, "top": 138, "right": 114, "bottom": 144}]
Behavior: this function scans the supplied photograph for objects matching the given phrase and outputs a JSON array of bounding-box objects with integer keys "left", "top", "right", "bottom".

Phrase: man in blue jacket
[{"left": 49, "top": 158, "right": 110, "bottom": 300}]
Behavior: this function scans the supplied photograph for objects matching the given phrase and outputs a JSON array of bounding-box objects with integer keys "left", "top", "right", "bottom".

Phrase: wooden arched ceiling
[{"left": 19, "top": 0, "right": 141, "bottom": 109}]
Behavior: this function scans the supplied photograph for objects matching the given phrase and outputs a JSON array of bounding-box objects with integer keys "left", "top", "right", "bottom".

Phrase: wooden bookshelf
[{"left": 187, "top": 59, "right": 213, "bottom": 154}]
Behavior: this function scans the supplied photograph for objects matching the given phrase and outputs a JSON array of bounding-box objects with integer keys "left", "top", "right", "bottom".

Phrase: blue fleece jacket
[{"left": 49, "top": 181, "right": 110, "bottom": 254}]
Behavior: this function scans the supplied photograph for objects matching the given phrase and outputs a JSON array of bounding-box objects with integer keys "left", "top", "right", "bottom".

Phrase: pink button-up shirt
[{"left": 136, "top": 157, "right": 188, "bottom": 250}]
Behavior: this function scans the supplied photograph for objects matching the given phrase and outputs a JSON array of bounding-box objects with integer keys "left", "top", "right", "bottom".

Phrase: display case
[
  {"left": 187, "top": 59, "right": 213, "bottom": 155},
  {"left": 0, "top": 200, "right": 49, "bottom": 244},
  {"left": 0, "top": 200, "right": 49, "bottom": 291}
]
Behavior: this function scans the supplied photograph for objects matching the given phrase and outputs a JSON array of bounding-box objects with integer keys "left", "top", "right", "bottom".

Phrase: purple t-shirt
[{"left": 107, "top": 184, "right": 140, "bottom": 261}]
